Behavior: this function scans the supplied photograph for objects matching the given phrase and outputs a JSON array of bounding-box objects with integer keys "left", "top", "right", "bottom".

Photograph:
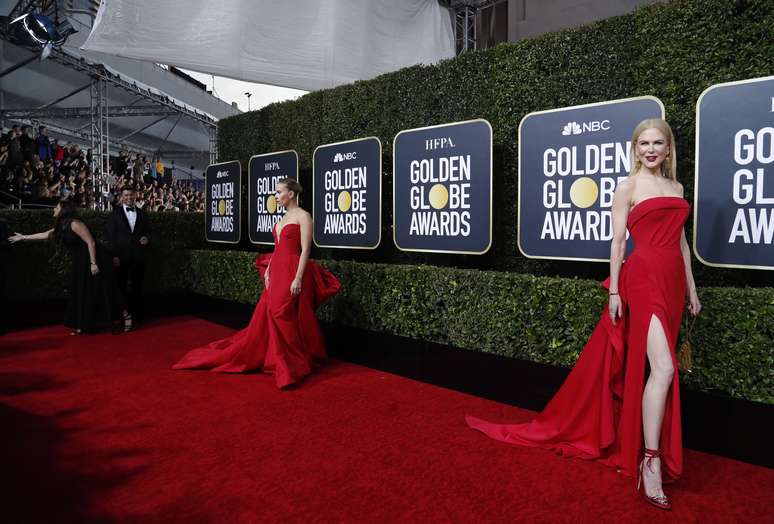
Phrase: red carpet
[{"left": 1, "top": 317, "right": 772, "bottom": 523}]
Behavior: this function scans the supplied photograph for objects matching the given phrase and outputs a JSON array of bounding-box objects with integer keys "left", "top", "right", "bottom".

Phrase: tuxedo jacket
[{"left": 105, "top": 206, "right": 150, "bottom": 263}]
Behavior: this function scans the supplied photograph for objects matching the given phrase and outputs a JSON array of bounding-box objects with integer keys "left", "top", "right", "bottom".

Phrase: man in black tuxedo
[{"left": 106, "top": 186, "right": 150, "bottom": 328}]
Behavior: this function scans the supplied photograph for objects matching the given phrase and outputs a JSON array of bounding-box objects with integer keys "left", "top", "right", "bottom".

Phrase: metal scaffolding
[
  {"left": 447, "top": 0, "right": 506, "bottom": 54},
  {"left": 455, "top": 4, "right": 476, "bottom": 54},
  {"left": 90, "top": 78, "right": 108, "bottom": 206},
  {"left": 0, "top": 0, "right": 219, "bottom": 207},
  {"left": 208, "top": 125, "right": 218, "bottom": 165}
]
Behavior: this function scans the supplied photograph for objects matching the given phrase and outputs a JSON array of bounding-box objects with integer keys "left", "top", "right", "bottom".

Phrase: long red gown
[
  {"left": 173, "top": 223, "right": 341, "bottom": 388},
  {"left": 467, "top": 196, "right": 690, "bottom": 481}
]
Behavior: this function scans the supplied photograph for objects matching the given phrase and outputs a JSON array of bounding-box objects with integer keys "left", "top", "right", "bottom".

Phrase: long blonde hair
[{"left": 629, "top": 118, "right": 677, "bottom": 181}]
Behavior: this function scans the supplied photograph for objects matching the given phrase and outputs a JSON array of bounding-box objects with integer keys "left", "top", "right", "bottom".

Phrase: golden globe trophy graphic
[
  {"left": 337, "top": 190, "right": 352, "bottom": 213},
  {"left": 313, "top": 137, "right": 382, "bottom": 249},
  {"left": 248, "top": 150, "right": 299, "bottom": 245},
  {"left": 266, "top": 194, "right": 277, "bottom": 214},
  {"left": 569, "top": 177, "right": 599, "bottom": 209},
  {"left": 429, "top": 183, "right": 449, "bottom": 210}
]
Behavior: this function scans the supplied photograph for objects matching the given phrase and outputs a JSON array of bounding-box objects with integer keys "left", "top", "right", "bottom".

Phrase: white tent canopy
[{"left": 81, "top": 0, "right": 455, "bottom": 92}]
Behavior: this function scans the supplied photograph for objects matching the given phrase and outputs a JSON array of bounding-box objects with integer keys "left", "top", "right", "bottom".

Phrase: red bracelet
[{"left": 609, "top": 291, "right": 619, "bottom": 296}]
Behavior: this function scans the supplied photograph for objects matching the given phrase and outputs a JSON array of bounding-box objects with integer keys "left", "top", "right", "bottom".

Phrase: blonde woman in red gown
[
  {"left": 467, "top": 119, "right": 701, "bottom": 510},
  {"left": 174, "top": 178, "right": 340, "bottom": 388}
]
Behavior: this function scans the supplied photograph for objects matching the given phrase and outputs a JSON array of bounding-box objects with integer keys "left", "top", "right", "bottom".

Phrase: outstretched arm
[{"left": 9, "top": 228, "right": 54, "bottom": 243}]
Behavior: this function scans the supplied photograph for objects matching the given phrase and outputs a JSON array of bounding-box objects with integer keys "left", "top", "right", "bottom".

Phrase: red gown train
[
  {"left": 173, "top": 223, "right": 340, "bottom": 388},
  {"left": 467, "top": 196, "right": 690, "bottom": 481}
]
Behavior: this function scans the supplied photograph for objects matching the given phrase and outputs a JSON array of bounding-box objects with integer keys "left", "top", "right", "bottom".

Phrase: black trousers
[{"left": 115, "top": 259, "right": 145, "bottom": 321}]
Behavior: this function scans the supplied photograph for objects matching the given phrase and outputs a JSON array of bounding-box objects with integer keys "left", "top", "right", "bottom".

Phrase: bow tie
[{"left": 125, "top": 206, "right": 136, "bottom": 212}]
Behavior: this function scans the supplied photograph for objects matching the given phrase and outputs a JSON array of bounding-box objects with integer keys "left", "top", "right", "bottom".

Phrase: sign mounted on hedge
[
  {"left": 694, "top": 75, "right": 774, "bottom": 270},
  {"left": 393, "top": 119, "right": 492, "bottom": 254},
  {"left": 312, "top": 137, "right": 382, "bottom": 249},
  {"left": 517, "top": 96, "right": 664, "bottom": 261},
  {"left": 205, "top": 160, "right": 241, "bottom": 244},
  {"left": 248, "top": 150, "right": 299, "bottom": 245}
]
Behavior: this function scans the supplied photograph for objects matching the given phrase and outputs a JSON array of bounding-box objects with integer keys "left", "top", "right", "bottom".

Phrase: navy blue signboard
[
  {"left": 205, "top": 160, "right": 241, "bottom": 243},
  {"left": 248, "top": 150, "right": 298, "bottom": 245},
  {"left": 313, "top": 137, "right": 382, "bottom": 249},
  {"left": 393, "top": 119, "right": 492, "bottom": 254},
  {"left": 694, "top": 75, "right": 774, "bottom": 270},
  {"left": 518, "top": 97, "right": 664, "bottom": 261}
]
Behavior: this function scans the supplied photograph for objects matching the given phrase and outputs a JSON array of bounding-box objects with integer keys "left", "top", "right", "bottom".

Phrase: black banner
[
  {"left": 205, "top": 160, "right": 241, "bottom": 243},
  {"left": 518, "top": 97, "right": 664, "bottom": 261},
  {"left": 694, "top": 75, "right": 774, "bottom": 270},
  {"left": 393, "top": 119, "right": 492, "bottom": 254},
  {"left": 313, "top": 137, "right": 382, "bottom": 249},
  {"left": 248, "top": 150, "right": 299, "bottom": 245}
]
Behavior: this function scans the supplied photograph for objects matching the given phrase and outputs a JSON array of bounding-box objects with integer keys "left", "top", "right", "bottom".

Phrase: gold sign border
[
  {"left": 693, "top": 75, "right": 774, "bottom": 271},
  {"left": 516, "top": 95, "right": 665, "bottom": 263},
  {"left": 204, "top": 159, "right": 242, "bottom": 244},
  {"left": 392, "top": 118, "right": 493, "bottom": 255},
  {"left": 247, "top": 150, "right": 299, "bottom": 246},
  {"left": 312, "top": 136, "right": 383, "bottom": 250}
]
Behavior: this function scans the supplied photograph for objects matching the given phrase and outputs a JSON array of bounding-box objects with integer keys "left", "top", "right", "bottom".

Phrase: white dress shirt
[{"left": 123, "top": 204, "right": 137, "bottom": 232}]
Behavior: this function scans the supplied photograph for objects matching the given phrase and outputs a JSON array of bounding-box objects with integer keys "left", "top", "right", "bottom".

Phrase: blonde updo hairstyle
[{"left": 629, "top": 118, "right": 677, "bottom": 181}]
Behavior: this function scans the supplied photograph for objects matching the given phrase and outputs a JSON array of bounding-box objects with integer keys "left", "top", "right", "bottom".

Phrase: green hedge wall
[
  {"left": 178, "top": 249, "right": 773, "bottom": 405},
  {"left": 218, "top": 0, "right": 774, "bottom": 287}
]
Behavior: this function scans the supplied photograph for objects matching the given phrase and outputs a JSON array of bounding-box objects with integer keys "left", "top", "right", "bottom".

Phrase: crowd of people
[{"left": 0, "top": 124, "right": 205, "bottom": 212}]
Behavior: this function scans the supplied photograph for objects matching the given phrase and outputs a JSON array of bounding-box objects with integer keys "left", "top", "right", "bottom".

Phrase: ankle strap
[{"left": 643, "top": 448, "right": 662, "bottom": 471}]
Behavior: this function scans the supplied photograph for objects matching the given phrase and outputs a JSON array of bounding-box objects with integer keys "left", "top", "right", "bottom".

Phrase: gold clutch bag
[{"left": 677, "top": 315, "right": 696, "bottom": 374}]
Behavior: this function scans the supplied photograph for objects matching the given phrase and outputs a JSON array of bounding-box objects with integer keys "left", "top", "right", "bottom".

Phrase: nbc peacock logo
[{"left": 562, "top": 122, "right": 583, "bottom": 136}]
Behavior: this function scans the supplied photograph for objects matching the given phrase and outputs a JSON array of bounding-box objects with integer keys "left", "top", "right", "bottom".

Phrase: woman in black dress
[{"left": 9, "top": 200, "right": 122, "bottom": 334}]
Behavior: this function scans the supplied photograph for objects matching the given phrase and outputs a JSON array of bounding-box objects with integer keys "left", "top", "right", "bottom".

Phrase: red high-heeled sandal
[{"left": 637, "top": 448, "right": 672, "bottom": 510}]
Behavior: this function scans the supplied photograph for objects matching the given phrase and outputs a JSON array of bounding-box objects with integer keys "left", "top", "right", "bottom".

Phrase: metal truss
[
  {"left": 47, "top": 49, "right": 216, "bottom": 127},
  {"left": 159, "top": 149, "right": 212, "bottom": 160},
  {"left": 454, "top": 4, "right": 476, "bottom": 54},
  {"left": 9, "top": 116, "right": 151, "bottom": 154},
  {"left": 90, "top": 78, "right": 109, "bottom": 208},
  {"left": 208, "top": 125, "right": 218, "bottom": 164},
  {"left": 447, "top": 0, "right": 505, "bottom": 54},
  {"left": 0, "top": 105, "right": 180, "bottom": 119}
]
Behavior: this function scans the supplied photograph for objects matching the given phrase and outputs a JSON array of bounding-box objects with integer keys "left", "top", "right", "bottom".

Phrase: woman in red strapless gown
[
  {"left": 467, "top": 119, "right": 701, "bottom": 510},
  {"left": 173, "top": 178, "right": 340, "bottom": 388}
]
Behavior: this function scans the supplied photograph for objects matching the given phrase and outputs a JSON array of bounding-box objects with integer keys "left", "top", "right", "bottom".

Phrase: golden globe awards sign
[
  {"left": 205, "top": 160, "right": 241, "bottom": 243},
  {"left": 518, "top": 97, "right": 664, "bottom": 261},
  {"left": 313, "top": 137, "right": 382, "bottom": 249},
  {"left": 393, "top": 119, "right": 492, "bottom": 254},
  {"left": 248, "top": 150, "right": 298, "bottom": 245},
  {"left": 694, "top": 75, "right": 774, "bottom": 270}
]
